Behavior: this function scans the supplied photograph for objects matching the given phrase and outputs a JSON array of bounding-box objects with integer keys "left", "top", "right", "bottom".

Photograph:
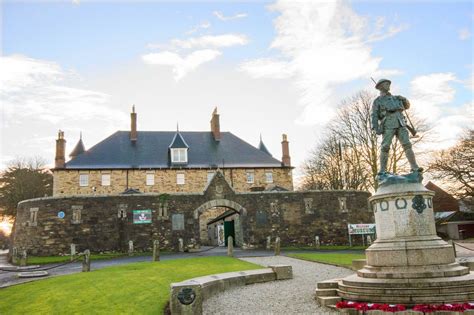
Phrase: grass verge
[
  {"left": 0, "top": 256, "right": 261, "bottom": 314},
  {"left": 27, "top": 252, "right": 131, "bottom": 265},
  {"left": 288, "top": 252, "right": 366, "bottom": 268},
  {"left": 282, "top": 245, "right": 367, "bottom": 251}
]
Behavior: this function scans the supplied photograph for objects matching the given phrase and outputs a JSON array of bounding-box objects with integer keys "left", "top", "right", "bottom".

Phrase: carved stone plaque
[
  {"left": 177, "top": 288, "right": 196, "bottom": 305},
  {"left": 172, "top": 214, "right": 184, "bottom": 231},
  {"left": 256, "top": 210, "right": 268, "bottom": 227}
]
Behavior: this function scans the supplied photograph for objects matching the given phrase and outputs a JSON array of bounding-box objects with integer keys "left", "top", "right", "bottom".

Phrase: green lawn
[
  {"left": 0, "top": 256, "right": 261, "bottom": 314},
  {"left": 288, "top": 252, "right": 366, "bottom": 268},
  {"left": 27, "top": 252, "right": 131, "bottom": 265},
  {"left": 282, "top": 245, "right": 367, "bottom": 251}
]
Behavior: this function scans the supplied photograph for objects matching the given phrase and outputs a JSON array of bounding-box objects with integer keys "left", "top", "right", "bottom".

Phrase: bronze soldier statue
[{"left": 371, "top": 79, "right": 422, "bottom": 177}]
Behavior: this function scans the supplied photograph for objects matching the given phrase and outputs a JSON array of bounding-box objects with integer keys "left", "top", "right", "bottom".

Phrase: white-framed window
[
  {"left": 177, "top": 173, "right": 185, "bottom": 185},
  {"left": 246, "top": 171, "right": 254, "bottom": 184},
  {"left": 146, "top": 173, "right": 155, "bottom": 186},
  {"left": 265, "top": 171, "right": 273, "bottom": 183},
  {"left": 79, "top": 174, "right": 89, "bottom": 187},
  {"left": 207, "top": 171, "right": 215, "bottom": 183},
  {"left": 171, "top": 148, "right": 188, "bottom": 163},
  {"left": 101, "top": 174, "right": 111, "bottom": 186}
]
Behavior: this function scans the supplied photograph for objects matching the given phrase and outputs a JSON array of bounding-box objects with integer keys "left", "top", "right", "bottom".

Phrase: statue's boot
[
  {"left": 380, "top": 152, "right": 389, "bottom": 174},
  {"left": 405, "top": 147, "right": 421, "bottom": 172}
]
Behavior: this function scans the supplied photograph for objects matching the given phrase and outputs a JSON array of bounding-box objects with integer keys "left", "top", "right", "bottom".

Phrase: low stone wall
[
  {"left": 170, "top": 265, "right": 292, "bottom": 314},
  {"left": 11, "top": 172, "right": 372, "bottom": 255}
]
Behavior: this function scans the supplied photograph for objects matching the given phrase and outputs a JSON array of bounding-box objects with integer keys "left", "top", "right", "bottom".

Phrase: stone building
[
  {"left": 11, "top": 108, "right": 374, "bottom": 255},
  {"left": 53, "top": 108, "right": 293, "bottom": 196}
]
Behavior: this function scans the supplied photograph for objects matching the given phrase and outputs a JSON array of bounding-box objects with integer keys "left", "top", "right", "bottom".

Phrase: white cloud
[
  {"left": 409, "top": 73, "right": 471, "bottom": 149},
  {"left": 0, "top": 55, "right": 128, "bottom": 166},
  {"left": 239, "top": 0, "right": 404, "bottom": 125},
  {"left": 170, "top": 34, "right": 248, "bottom": 49},
  {"left": 142, "top": 49, "right": 222, "bottom": 81},
  {"left": 186, "top": 21, "right": 211, "bottom": 35},
  {"left": 459, "top": 28, "right": 471, "bottom": 40},
  {"left": 213, "top": 11, "right": 248, "bottom": 21}
]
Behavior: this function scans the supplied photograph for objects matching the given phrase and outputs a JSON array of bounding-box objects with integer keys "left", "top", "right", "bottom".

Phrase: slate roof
[
  {"left": 69, "top": 138, "right": 86, "bottom": 158},
  {"left": 65, "top": 131, "right": 284, "bottom": 169}
]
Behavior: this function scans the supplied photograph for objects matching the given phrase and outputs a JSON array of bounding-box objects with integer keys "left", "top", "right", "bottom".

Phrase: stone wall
[
  {"left": 53, "top": 167, "right": 293, "bottom": 196},
  {"left": 13, "top": 172, "right": 371, "bottom": 256}
]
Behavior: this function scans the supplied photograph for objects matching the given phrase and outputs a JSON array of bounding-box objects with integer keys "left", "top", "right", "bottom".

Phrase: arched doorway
[{"left": 194, "top": 199, "right": 246, "bottom": 247}]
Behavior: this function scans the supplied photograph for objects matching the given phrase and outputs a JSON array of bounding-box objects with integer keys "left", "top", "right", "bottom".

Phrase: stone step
[
  {"left": 338, "top": 289, "right": 474, "bottom": 305},
  {"left": 316, "top": 296, "right": 341, "bottom": 307},
  {"left": 317, "top": 279, "right": 339, "bottom": 289},
  {"left": 358, "top": 264, "right": 470, "bottom": 279},
  {"left": 342, "top": 273, "right": 474, "bottom": 288},
  {"left": 1, "top": 265, "right": 40, "bottom": 271},
  {"left": 17, "top": 271, "right": 49, "bottom": 278},
  {"left": 339, "top": 281, "right": 474, "bottom": 296},
  {"left": 315, "top": 288, "right": 338, "bottom": 297}
]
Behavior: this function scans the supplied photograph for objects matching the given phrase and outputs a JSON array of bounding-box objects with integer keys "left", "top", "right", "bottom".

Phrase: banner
[{"left": 133, "top": 210, "right": 152, "bottom": 224}]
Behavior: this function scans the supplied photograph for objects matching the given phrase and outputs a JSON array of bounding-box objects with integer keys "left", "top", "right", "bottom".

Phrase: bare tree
[
  {"left": 428, "top": 129, "right": 474, "bottom": 203},
  {"left": 301, "top": 91, "right": 431, "bottom": 191}
]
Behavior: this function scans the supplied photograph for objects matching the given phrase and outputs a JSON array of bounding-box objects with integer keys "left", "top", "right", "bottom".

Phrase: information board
[{"left": 348, "top": 224, "right": 376, "bottom": 235}]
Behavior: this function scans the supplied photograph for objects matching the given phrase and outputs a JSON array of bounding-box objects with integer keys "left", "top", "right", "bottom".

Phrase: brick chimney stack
[
  {"left": 210, "top": 107, "right": 220, "bottom": 141},
  {"left": 281, "top": 134, "right": 291, "bottom": 167},
  {"left": 130, "top": 105, "right": 137, "bottom": 142},
  {"left": 55, "top": 130, "right": 66, "bottom": 169}
]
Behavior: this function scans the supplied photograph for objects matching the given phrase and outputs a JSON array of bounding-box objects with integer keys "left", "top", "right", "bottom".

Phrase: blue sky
[{"left": 1, "top": 0, "right": 473, "bottom": 181}]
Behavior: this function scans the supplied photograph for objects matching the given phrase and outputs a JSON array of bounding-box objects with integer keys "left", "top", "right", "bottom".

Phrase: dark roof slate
[
  {"left": 65, "top": 131, "right": 283, "bottom": 169},
  {"left": 258, "top": 138, "right": 272, "bottom": 156},
  {"left": 69, "top": 138, "right": 86, "bottom": 158}
]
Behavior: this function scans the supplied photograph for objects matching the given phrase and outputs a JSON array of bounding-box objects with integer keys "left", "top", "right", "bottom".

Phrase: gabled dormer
[{"left": 169, "top": 130, "right": 189, "bottom": 165}]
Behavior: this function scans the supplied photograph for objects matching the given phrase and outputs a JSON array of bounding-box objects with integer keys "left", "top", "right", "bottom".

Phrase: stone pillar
[
  {"left": 227, "top": 236, "right": 234, "bottom": 257},
  {"left": 11, "top": 247, "right": 18, "bottom": 265},
  {"left": 274, "top": 237, "right": 281, "bottom": 256},
  {"left": 19, "top": 249, "right": 27, "bottom": 267},
  {"left": 152, "top": 240, "right": 160, "bottom": 262},
  {"left": 128, "top": 240, "right": 134, "bottom": 256},
  {"left": 70, "top": 244, "right": 76, "bottom": 262},
  {"left": 266, "top": 236, "right": 271, "bottom": 250},
  {"left": 178, "top": 238, "right": 184, "bottom": 253},
  {"left": 314, "top": 236, "right": 320, "bottom": 249},
  {"left": 82, "top": 249, "right": 90, "bottom": 272}
]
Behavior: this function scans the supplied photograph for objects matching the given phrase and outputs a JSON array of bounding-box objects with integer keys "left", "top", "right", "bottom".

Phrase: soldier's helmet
[{"left": 375, "top": 78, "right": 391, "bottom": 90}]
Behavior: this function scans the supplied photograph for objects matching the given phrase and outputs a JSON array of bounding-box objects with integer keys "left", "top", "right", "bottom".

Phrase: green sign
[
  {"left": 133, "top": 210, "right": 152, "bottom": 224},
  {"left": 348, "top": 224, "right": 375, "bottom": 235}
]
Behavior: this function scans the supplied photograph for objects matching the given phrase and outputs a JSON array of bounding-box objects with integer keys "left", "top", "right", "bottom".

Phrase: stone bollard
[
  {"left": 19, "top": 249, "right": 27, "bottom": 267},
  {"left": 266, "top": 236, "right": 271, "bottom": 250},
  {"left": 367, "top": 235, "right": 372, "bottom": 246},
  {"left": 70, "top": 244, "right": 76, "bottom": 262},
  {"left": 152, "top": 240, "right": 160, "bottom": 262},
  {"left": 227, "top": 236, "right": 234, "bottom": 257},
  {"left": 315, "top": 236, "right": 320, "bottom": 249},
  {"left": 274, "top": 237, "right": 281, "bottom": 256},
  {"left": 178, "top": 238, "right": 184, "bottom": 252},
  {"left": 11, "top": 247, "right": 18, "bottom": 265},
  {"left": 128, "top": 240, "right": 134, "bottom": 256},
  {"left": 82, "top": 249, "right": 91, "bottom": 272}
]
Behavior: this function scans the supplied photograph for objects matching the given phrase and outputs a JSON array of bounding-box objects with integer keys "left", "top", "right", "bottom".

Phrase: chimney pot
[
  {"left": 130, "top": 105, "right": 137, "bottom": 142},
  {"left": 281, "top": 133, "right": 291, "bottom": 167},
  {"left": 210, "top": 107, "right": 221, "bottom": 141},
  {"left": 55, "top": 130, "right": 66, "bottom": 169}
]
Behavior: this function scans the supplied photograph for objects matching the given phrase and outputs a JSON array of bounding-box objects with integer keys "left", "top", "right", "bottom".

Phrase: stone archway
[{"left": 194, "top": 199, "right": 246, "bottom": 247}]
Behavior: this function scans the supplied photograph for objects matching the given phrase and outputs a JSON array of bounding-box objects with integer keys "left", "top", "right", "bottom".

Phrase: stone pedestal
[{"left": 331, "top": 181, "right": 474, "bottom": 305}]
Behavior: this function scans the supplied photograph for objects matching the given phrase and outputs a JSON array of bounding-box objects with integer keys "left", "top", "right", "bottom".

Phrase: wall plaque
[{"left": 172, "top": 214, "right": 185, "bottom": 231}]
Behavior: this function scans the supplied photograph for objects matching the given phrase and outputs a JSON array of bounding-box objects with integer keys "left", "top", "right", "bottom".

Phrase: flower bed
[{"left": 336, "top": 301, "right": 474, "bottom": 314}]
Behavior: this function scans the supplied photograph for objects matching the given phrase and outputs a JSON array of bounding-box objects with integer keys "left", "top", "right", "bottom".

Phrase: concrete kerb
[{"left": 169, "top": 265, "right": 292, "bottom": 314}]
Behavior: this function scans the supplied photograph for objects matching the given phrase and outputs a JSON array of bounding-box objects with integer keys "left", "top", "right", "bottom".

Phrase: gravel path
[{"left": 203, "top": 256, "right": 353, "bottom": 315}]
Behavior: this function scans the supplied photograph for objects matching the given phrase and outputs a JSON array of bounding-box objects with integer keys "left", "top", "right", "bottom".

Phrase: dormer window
[
  {"left": 169, "top": 130, "right": 189, "bottom": 165},
  {"left": 171, "top": 148, "right": 188, "bottom": 163}
]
